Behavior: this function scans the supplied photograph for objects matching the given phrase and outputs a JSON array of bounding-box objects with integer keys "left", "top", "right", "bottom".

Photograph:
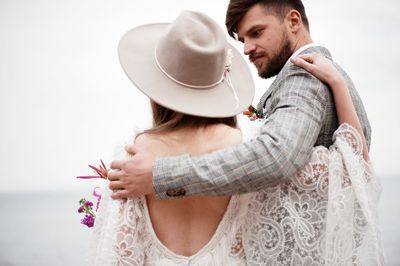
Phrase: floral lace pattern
[
  {"left": 91, "top": 183, "right": 248, "bottom": 265},
  {"left": 239, "top": 124, "right": 384, "bottom": 265},
  {"left": 91, "top": 123, "right": 384, "bottom": 265}
]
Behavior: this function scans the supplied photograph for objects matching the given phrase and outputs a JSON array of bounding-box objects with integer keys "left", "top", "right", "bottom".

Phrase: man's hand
[{"left": 108, "top": 144, "right": 155, "bottom": 199}]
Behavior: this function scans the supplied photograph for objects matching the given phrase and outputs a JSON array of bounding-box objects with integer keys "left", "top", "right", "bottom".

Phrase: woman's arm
[{"left": 291, "top": 53, "right": 369, "bottom": 161}]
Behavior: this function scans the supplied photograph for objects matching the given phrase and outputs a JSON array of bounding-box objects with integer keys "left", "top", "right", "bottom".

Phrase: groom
[{"left": 108, "top": 0, "right": 371, "bottom": 199}]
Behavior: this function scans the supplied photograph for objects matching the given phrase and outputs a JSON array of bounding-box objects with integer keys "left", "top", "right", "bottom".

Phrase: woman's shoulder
[
  {"left": 112, "top": 126, "right": 144, "bottom": 160},
  {"left": 135, "top": 124, "right": 243, "bottom": 156},
  {"left": 211, "top": 124, "right": 242, "bottom": 147},
  {"left": 133, "top": 131, "right": 170, "bottom": 155},
  {"left": 134, "top": 131, "right": 153, "bottom": 146}
]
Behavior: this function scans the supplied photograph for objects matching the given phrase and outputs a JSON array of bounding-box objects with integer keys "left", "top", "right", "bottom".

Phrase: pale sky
[{"left": 0, "top": 0, "right": 399, "bottom": 192}]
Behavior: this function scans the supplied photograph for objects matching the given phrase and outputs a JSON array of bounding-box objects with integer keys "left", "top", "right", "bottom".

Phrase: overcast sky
[{"left": 0, "top": 0, "right": 399, "bottom": 192}]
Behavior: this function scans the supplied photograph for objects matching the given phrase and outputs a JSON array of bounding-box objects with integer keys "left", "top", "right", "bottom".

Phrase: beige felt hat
[{"left": 118, "top": 10, "right": 254, "bottom": 118}]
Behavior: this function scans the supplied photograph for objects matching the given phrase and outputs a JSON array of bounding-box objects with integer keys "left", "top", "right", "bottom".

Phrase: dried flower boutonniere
[{"left": 243, "top": 105, "right": 262, "bottom": 121}]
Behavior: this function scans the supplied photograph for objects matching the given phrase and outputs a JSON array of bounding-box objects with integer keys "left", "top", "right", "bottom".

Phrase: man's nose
[{"left": 244, "top": 42, "right": 256, "bottom": 55}]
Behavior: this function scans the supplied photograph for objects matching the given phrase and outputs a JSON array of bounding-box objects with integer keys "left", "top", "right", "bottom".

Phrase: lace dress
[{"left": 91, "top": 123, "right": 384, "bottom": 265}]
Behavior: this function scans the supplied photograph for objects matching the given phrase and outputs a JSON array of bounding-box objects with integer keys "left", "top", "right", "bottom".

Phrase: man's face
[{"left": 236, "top": 4, "right": 294, "bottom": 79}]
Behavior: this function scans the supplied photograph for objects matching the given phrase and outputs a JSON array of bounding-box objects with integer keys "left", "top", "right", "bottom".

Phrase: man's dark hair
[{"left": 226, "top": 0, "right": 309, "bottom": 39}]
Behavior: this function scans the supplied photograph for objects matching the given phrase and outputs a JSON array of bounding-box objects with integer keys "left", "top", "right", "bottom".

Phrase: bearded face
[
  {"left": 236, "top": 5, "right": 295, "bottom": 79},
  {"left": 255, "top": 31, "right": 293, "bottom": 79}
]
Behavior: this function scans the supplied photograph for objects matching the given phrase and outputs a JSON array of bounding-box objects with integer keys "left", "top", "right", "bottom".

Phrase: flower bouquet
[{"left": 76, "top": 160, "right": 109, "bottom": 228}]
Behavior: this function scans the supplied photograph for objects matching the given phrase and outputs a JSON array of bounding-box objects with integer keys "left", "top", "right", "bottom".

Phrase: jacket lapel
[{"left": 256, "top": 45, "right": 332, "bottom": 117}]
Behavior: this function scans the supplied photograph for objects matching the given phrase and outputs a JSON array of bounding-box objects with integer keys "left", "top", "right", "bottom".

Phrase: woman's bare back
[{"left": 135, "top": 124, "right": 242, "bottom": 256}]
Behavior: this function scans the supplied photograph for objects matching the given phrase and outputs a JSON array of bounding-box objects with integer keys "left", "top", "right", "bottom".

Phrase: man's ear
[{"left": 285, "top": 10, "right": 302, "bottom": 33}]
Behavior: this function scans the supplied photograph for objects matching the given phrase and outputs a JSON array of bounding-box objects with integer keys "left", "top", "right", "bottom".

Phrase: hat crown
[
  {"left": 117, "top": 10, "right": 255, "bottom": 118},
  {"left": 155, "top": 11, "right": 227, "bottom": 87}
]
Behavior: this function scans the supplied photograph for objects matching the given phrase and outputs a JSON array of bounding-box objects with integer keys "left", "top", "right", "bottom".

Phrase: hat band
[
  {"left": 154, "top": 48, "right": 225, "bottom": 89},
  {"left": 154, "top": 48, "right": 239, "bottom": 111}
]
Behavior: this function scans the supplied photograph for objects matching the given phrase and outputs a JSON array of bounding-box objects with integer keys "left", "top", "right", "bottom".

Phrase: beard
[{"left": 257, "top": 32, "right": 293, "bottom": 79}]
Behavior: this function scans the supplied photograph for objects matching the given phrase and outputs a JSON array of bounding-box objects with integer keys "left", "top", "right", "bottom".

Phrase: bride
[{"left": 91, "top": 10, "right": 384, "bottom": 265}]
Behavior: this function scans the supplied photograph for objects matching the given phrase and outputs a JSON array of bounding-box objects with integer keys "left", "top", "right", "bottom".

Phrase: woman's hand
[
  {"left": 292, "top": 52, "right": 369, "bottom": 161},
  {"left": 291, "top": 53, "right": 346, "bottom": 89}
]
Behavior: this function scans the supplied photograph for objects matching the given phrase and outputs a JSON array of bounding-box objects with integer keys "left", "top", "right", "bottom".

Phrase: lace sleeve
[
  {"left": 239, "top": 122, "right": 384, "bottom": 265},
  {"left": 91, "top": 191, "right": 146, "bottom": 265},
  {"left": 90, "top": 128, "right": 146, "bottom": 265},
  {"left": 332, "top": 123, "right": 363, "bottom": 156},
  {"left": 325, "top": 123, "right": 384, "bottom": 265}
]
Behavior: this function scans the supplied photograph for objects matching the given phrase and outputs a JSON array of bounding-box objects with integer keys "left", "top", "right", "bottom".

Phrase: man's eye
[{"left": 253, "top": 29, "right": 263, "bottom": 37}]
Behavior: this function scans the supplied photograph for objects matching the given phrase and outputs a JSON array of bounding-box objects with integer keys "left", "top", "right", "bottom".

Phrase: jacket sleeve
[{"left": 152, "top": 67, "right": 332, "bottom": 199}]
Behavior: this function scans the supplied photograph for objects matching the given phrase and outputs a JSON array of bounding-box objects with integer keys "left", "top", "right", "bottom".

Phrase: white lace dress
[{"left": 91, "top": 123, "right": 384, "bottom": 265}]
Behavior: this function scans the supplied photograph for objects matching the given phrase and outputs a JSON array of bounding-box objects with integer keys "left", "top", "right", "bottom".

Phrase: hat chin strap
[{"left": 154, "top": 48, "right": 240, "bottom": 112}]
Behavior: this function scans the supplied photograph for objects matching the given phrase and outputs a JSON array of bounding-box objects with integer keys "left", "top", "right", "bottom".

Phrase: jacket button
[{"left": 166, "top": 188, "right": 186, "bottom": 197}]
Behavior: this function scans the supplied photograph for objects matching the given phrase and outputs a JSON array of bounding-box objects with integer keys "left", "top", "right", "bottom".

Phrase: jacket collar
[{"left": 257, "top": 45, "right": 332, "bottom": 116}]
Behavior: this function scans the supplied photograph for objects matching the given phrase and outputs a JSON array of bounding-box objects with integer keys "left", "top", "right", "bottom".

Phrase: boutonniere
[
  {"left": 76, "top": 160, "right": 109, "bottom": 228},
  {"left": 243, "top": 105, "right": 262, "bottom": 121}
]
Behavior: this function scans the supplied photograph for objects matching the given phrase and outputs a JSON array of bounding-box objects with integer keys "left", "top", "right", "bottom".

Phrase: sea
[{"left": 0, "top": 177, "right": 399, "bottom": 266}]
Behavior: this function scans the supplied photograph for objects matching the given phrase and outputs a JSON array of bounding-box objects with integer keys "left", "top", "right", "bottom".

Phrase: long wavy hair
[{"left": 143, "top": 100, "right": 237, "bottom": 135}]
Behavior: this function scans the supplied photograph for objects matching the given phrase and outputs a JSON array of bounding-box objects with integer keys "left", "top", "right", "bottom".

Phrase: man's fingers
[
  {"left": 108, "top": 180, "right": 124, "bottom": 190},
  {"left": 111, "top": 189, "right": 131, "bottom": 200},
  {"left": 107, "top": 169, "right": 124, "bottom": 181},
  {"left": 125, "top": 144, "right": 138, "bottom": 155},
  {"left": 110, "top": 160, "right": 124, "bottom": 170}
]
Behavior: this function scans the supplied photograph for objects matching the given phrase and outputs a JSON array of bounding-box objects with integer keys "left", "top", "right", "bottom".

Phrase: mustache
[{"left": 249, "top": 52, "right": 266, "bottom": 63}]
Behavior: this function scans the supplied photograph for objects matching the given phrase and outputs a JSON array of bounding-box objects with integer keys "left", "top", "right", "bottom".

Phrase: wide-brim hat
[{"left": 118, "top": 10, "right": 254, "bottom": 118}]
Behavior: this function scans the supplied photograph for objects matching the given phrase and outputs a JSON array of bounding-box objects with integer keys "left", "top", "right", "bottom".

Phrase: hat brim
[{"left": 118, "top": 23, "right": 254, "bottom": 118}]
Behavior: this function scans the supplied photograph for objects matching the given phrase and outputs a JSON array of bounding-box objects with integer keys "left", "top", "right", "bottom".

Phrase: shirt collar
[{"left": 288, "top": 43, "right": 324, "bottom": 62}]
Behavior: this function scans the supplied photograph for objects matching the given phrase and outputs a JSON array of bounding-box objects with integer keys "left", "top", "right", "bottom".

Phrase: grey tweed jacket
[{"left": 152, "top": 46, "right": 371, "bottom": 199}]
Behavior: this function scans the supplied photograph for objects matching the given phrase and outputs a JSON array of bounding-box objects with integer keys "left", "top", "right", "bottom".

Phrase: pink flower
[
  {"left": 76, "top": 160, "right": 109, "bottom": 179},
  {"left": 81, "top": 214, "right": 95, "bottom": 228},
  {"left": 76, "top": 160, "right": 107, "bottom": 228}
]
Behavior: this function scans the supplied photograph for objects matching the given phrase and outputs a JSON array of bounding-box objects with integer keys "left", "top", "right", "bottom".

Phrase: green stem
[{"left": 83, "top": 205, "right": 96, "bottom": 217}]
